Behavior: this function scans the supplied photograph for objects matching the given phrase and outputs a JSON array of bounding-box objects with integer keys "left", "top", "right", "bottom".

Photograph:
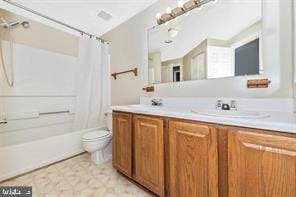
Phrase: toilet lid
[{"left": 82, "top": 130, "right": 110, "bottom": 140}]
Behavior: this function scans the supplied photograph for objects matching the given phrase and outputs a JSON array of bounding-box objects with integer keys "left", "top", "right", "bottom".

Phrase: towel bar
[
  {"left": 39, "top": 110, "right": 70, "bottom": 116},
  {"left": 111, "top": 68, "right": 138, "bottom": 80}
]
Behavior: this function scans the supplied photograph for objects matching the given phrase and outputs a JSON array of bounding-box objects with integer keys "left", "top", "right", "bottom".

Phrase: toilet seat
[{"left": 82, "top": 130, "right": 111, "bottom": 141}]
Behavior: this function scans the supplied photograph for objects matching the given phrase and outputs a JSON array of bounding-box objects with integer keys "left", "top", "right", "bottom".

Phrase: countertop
[{"left": 111, "top": 105, "right": 296, "bottom": 134}]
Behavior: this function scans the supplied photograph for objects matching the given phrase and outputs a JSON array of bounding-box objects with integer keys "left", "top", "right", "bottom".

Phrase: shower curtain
[{"left": 73, "top": 35, "right": 110, "bottom": 131}]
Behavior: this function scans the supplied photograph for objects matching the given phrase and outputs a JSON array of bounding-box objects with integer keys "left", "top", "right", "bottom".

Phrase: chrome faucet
[
  {"left": 230, "top": 100, "right": 237, "bottom": 111},
  {"left": 216, "top": 100, "right": 222, "bottom": 110},
  {"left": 151, "top": 99, "right": 162, "bottom": 106},
  {"left": 216, "top": 100, "right": 237, "bottom": 111}
]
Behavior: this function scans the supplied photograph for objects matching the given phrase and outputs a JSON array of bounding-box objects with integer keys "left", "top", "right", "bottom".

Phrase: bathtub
[{"left": 0, "top": 127, "right": 112, "bottom": 182}]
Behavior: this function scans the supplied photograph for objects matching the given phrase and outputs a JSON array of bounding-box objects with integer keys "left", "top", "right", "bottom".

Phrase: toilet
[{"left": 81, "top": 111, "right": 112, "bottom": 164}]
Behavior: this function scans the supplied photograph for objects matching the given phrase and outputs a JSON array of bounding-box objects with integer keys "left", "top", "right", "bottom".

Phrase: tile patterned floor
[{"left": 0, "top": 153, "right": 151, "bottom": 197}]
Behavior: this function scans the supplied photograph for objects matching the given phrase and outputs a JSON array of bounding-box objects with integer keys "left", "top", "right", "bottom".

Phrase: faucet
[
  {"left": 216, "top": 100, "right": 222, "bottom": 110},
  {"left": 216, "top": 100, "right": 237, "bottom": 111},
  {"left": 230, "top": 100, "right": 237, "bottom": 111},
  {"left": 151, "top": 99, "right": 162, "bottom": 106}
]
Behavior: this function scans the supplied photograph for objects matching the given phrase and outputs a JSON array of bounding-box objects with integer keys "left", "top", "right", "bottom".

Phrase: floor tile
[{"left": 0, "top": 153, "right": 151, "bottom": 197}]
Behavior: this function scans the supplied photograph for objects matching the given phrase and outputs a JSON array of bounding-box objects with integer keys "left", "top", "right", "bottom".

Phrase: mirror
[{"left": 148, "top": 0, "right": 262, "bottom": 84}]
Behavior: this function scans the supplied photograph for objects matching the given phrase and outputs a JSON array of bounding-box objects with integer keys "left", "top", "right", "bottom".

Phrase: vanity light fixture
[{"left": 156, "top": 0, "right": 217, "bottom": 25}]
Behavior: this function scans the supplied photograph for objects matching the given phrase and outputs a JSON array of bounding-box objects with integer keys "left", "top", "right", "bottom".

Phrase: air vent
[{"left": 97, "top": 10, "right": 112, "bottom": 21}]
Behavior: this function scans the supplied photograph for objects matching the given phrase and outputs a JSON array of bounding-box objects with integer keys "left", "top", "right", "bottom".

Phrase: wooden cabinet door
[
  {"left": 112, "top": 112, "right": 132, "bottom": 177},
  {"left": 228, "top": 129, "right": 296, "bottom": 197},
  {"left": 169, "top": 121, "right": 218, "bottom": 197},
  {"left": 134, "top": 115, "right": 164, "bottom": 196}
]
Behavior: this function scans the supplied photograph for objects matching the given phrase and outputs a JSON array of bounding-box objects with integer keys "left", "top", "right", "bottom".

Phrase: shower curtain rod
[{"left": 2, "top": 0, "right": 109, "bottom": 44}]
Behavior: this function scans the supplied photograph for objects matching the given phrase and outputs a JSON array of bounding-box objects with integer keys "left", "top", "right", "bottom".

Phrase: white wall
[
  {"left": 102, "top": 0, "right": 294, "bottom": 105},
  {"left": 102, "top": 0, "right": 169, "bottom": 105}
]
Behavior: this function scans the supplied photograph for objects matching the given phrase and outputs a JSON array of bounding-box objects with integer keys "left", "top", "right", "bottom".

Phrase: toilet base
[{"left": 90, "top": 150, "right": 111, "bottom": 165}]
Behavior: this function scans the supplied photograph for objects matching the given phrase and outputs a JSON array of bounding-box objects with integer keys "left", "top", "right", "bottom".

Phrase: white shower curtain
[{"left": 73, "top": 35, "right": 110, "bottom": 131}]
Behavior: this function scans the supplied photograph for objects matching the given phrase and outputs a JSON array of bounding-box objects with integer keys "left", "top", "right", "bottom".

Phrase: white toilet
[{"left": 81, "top": 111, "right": 112, "bottom": 164}]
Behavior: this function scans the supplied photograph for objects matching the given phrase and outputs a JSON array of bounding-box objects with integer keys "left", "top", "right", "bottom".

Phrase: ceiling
[{"left": 1, "top": 0, "right": 158, "bottom": 36}]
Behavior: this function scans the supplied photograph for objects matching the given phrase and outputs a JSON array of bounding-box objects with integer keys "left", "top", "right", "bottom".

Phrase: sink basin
[
  {"left": 126, "top": 105, "right": 163, "bottom": 110},
  {"left": 191, "top": 109, "right": 270, "bottom": 119}
]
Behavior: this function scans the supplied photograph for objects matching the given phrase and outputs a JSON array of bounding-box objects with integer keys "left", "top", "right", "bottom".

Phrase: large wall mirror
[{"left": 148, "top": 0, "right": 262, "bottom": 84}]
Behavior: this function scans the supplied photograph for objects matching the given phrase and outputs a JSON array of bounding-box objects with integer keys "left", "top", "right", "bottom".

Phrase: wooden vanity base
[{"left": 112, "top": 111, "right": 296, "bottom": 197}]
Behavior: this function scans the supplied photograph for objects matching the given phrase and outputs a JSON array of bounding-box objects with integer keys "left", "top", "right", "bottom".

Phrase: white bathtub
[{"left": 0, "top": 127, "right": 112, "bottom": 182}]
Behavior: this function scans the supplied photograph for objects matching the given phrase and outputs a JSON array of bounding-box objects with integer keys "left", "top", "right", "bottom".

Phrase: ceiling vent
[{"left": 97, "top": 10, "right": 112, "bottom": 21}]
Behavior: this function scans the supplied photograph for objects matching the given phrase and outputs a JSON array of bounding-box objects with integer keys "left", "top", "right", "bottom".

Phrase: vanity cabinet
[
  {"left": 134, "top": 115, "right": 165, "bottom": 196},
  {"left": 112, "top": 112, "right": 165, "bottom": 196},
  {"left": 112, "top": 112, "right": 133, "bottom": 177},
  {"left": 112, "top": 111, "right": 296, "bottom": 197},
  {"left": 168, "top": 120, "right": 218, "bottom": 197},
  {"left": 228, "top": 129, "right": 296, "bottom": 197}
]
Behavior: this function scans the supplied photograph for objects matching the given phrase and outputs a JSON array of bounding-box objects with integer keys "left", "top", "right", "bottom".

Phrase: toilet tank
[{"left": 105, "top": 110, "right": 113, "bottom": 131}]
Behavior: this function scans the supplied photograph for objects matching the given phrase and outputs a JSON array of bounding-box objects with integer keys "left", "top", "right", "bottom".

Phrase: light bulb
[
  {"left": 178, "top": 1, "right": 184, "bottom": 8},
  {"left": 168, "top": 28, "right": 178, "bottom": 38},
  {"left": 166, "top": 7, "right": 172, "bottom": 14},
  {"left": 156, "top": 13, "right": 161, "bottom": 19},
  {"left": 193, "top": 0, "right": 199, "bottom": 5}
]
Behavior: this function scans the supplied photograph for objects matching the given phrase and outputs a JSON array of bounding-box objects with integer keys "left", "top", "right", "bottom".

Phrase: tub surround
[
  {"left": 111, "top": 97, "right": 296, "bottom": 133},
  {"left": 0, "top": 126, "right": 110, "bottom": 182},
  {"left": 0, "top": 130, "right": 85, "bottom": 182}
]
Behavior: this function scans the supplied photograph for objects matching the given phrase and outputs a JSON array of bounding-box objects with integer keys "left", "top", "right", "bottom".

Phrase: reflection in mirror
[{"left": 148, "top": 0, "right": 262, "bottom": 84}]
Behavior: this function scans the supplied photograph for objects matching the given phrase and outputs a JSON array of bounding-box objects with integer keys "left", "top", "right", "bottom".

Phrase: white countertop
[{"left": 111, "top": 105, "right": 296, "bottom": 134}]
